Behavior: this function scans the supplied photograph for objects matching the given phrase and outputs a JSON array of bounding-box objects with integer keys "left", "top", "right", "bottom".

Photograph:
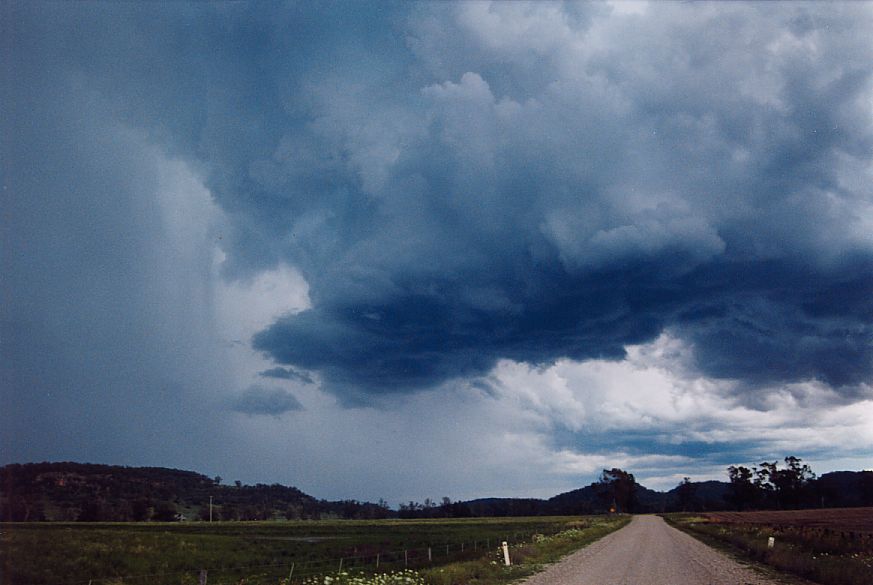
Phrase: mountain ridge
[{"left": 2, "top": 461, "right": 870, "bottom": 521}]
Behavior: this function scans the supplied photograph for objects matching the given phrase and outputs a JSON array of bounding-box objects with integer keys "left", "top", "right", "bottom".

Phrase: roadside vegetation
[
  {"left": 0, "top": 515, "right": 629, "bottom": 585},
  {"left": 664, "top": 509, "right": 873, "bottom": 585},
  {"left": 418, "top": 515, "right": 629, "bottom": 585}
]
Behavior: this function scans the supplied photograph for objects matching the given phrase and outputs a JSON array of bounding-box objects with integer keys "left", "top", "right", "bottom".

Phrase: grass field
[
  {"left": 664, "top": 508, "right": 873, "bottom": 585},
  {"left": 0, "top": 515, "right": 628, "bottom": 585}
]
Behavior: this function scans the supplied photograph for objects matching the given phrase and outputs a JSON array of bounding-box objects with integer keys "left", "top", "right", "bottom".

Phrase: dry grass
[{"left": 664, "top": 510, "right": 873, "bottom": 585}]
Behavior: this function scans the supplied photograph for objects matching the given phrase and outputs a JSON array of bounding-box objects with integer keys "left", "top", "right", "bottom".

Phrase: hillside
[
  {"left": 2, "top": 462, "right": 870, "bottom": 521},
  {"left": 0, "top": 462, "right": 389, "bottom": 522}
]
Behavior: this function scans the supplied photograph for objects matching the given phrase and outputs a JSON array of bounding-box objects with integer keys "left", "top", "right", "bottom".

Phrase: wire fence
[{"left": 21, "top": 531, "right": 547, "bottom": 585}]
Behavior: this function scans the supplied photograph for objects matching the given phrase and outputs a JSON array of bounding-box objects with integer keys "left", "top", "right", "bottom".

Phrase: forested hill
[
  {"left": 0, "top": 462, "right": 391, "bottom": 522},
  {"left": 3, "top": 461, "right": 871, "bottom": 521}
]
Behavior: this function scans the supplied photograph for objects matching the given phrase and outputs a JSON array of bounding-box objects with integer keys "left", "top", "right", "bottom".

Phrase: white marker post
[
  {"left": 502, "top": 541, "right": 511, "bottom": 566},
  {"left": 767, "top": 536, "right": 775, "bottom": 549}
]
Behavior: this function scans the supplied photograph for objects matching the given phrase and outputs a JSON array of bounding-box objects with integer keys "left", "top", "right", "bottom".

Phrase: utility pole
[{"left": 209, "top": 495, "right": 213, "bottom": 522}]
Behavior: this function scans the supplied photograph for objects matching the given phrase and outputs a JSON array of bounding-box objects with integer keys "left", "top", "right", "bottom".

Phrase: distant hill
[
  {"left": 429, "top": 470, "right": 871, "bottom": 518},
  {"left": 465, "top": 497, "right": 548, "bottom": 517},
  {"left": 2, "top": 462, "right": 870, "bottom": 521},
  {"left": 547, "top": 480, "right": 675, "bottom": 514},
  {"left": 463, "top": 482, "right": 681, "bottom": 516},
  {"left": 816, "top": 471, "right": 873, "bottom": 508},
  {"left": 0, "top": 462, "right": 390, "bottom": 522}
]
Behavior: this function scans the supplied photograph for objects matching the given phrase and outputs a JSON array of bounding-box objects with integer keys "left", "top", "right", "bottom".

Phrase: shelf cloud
[{"left": 3, "top": 1, "right": 872, "bottom": 500}]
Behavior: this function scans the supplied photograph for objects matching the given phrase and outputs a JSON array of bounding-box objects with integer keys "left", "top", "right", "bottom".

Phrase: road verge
[
  {"left": 420, "top": 515, "right": 630, "bottom": 585},
  {"left": 662, "top": 513, "right": 871, "bottom": 585}
]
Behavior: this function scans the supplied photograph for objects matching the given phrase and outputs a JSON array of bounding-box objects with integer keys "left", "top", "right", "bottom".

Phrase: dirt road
[{"left": 521, "top": 515, "right": 782, "bottom": 585}]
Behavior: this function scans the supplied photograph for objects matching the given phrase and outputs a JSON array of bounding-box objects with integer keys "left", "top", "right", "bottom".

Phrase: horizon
[
  {"left": 3, "top": 1, "right": 873, "bottom": 506},
  {"left": 4, "top": 458, "right": 870, "bottom": 508},
  {"left": 3, "top": 457, "right": 869, "bottom": 507}
]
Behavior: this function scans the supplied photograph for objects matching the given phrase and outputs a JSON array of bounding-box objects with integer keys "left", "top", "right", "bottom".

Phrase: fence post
[
  {"left": 428, "top": 547, "right": 432, "bottom": 562},
  {"left": 502, "top": 541, "right": 511, "bottom": 566},
  {"left": 767, "top": 537, "right": 775, "bottom": 549},
  {"left": 338, "top": 558, "right": 343, "bottom": 573},
  {"left": 461, "top": 542, "right": 465, "bottom": 552},
  {"left": 199, "top": 569, "right": 208, "bottom": 585},
  {"left": 404, "top": 550, "right": 408, "bottom": 567},
  {"left": 376, "top": 553, "right": 380, "bottom": 568}
]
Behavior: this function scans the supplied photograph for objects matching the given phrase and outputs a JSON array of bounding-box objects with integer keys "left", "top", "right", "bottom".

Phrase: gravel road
[{"left": 520, "top": 515, "right": 782, "bottom": 585}]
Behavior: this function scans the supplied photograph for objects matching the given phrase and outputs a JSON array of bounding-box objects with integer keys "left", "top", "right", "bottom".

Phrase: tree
[
  {"left": 860, "top": 471, "right": 873, "bottom": 506},
  {"left": 449, "top": 501, "right": 472, "bottom": 517},
  {"left": 754, "top": 457, "right": 815, "bottom": 509},
  {"left": 220, "top": 503, "right": 239, "bottom": 521},
  {"left": 598, "top": 468, "right": 637, "bottom": 513},
  {"left": 77, "top": 498, "right": 106, "bottom": 522},
  {"left": 779, "top": 456, "right": 816, "bottom": 508},
  {"left": 398, "top": 501, "right": 423, "bottom": 519},
  {"left": 727, "top": 465, "right": 758, "bottom": 510},
  {"left": 754, "top": 462, "right": 778, "bottom": 507},
  {"left": 676, "top": 477, "right": 697, "bottom": 512},
  {"left": 131, "top": 499, "right": 151, "bottom": 521},
  {"left": 728, "top": 456, "right": 816, "bottom": 510},
  {"left": 152, "top": 501, "right": 178, "bottom": 521}
]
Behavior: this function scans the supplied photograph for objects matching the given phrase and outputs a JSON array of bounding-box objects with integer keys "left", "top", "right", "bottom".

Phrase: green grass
[
  {"left": 662, "top": 513, "right": 873, "bottom": 585},
  {"left": 420, "top": 516, "right": 630, "bottom": 585},
  {"left": 0, "top": 516, "right": 625, "bottom": 585}
]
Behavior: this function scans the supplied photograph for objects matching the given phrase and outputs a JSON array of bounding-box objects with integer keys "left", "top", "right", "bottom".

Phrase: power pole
[{"left": 209, "top": 495, "right": 213, "bottom": 522}]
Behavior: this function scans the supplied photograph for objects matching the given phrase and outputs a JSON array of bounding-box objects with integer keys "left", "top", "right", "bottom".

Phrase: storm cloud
[
  {"left": 260, "top": 367, "right": 314, "bottom": 385},
  {"left": 233, "top": 385, "right": 304, "bottom": 416},
  {"left": 249, "top": 2, "right": 873, "bottom": 396},
  {"left": 6, "top": 1, "right": 873, "bottom": 403}
]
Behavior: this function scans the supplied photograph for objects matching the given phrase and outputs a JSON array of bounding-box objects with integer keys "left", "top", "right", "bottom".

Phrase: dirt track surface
[{"left": 521, "top": 515, "right": 781, "bottom": 585}]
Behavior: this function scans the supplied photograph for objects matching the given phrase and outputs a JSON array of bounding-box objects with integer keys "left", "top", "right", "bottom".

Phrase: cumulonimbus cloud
[{"left": 12, "top": 1, "right": 873, "bottom": 398}]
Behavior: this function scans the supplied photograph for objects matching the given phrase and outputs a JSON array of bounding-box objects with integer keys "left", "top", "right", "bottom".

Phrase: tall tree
[
  {"left": 598, "top": 468, "right": 637, "bottom": 513},
  {"left": 676, "top": 477, "right": 697, "bottom": 512},
  {"left": 754, "top": 457, "right": 815, "bottom": 509},
  {"left": 726, "top": 465, "right": 758, "bottom": 510}
]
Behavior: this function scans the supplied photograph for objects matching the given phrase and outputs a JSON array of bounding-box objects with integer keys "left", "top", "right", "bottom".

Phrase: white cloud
[
  {"left": 213, "top": 330, "right": 872, "bottom": 503},
  {"left": 481, "top": 334, "right": 873, "bottom": 486},
  {"left": 215, "top": 263, "right": 311, "bottom": 342}
]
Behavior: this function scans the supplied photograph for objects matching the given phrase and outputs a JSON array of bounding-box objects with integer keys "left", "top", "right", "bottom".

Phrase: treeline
[
  {"left": 398, "top": 469, "right": 657, "bottom": 518},
  {"left": 0, "top": 462, "right": 391, "bottom": 522},
  {"left": 723, "top": 456, "right": 873, "bottom": 511},
  {"left": 393, "top": 461, "right": 873, "bottom": 518},
  {"left": 3, "top": 458, "right": 871, "bottom": 522}
]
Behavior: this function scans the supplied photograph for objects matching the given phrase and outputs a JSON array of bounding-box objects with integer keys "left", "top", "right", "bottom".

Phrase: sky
[{"left": 2, "top": 1, "right": 873, "bottom": 506}]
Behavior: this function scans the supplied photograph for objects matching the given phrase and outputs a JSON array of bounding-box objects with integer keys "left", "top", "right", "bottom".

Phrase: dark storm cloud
[
  {"left": 260, "top": 367, "right": 314, "bottom": 385},
  {"left": 676, "top": 258, "right": 873, "bottom": 389},
  {"left": 6, "top": 2, "right": 873, "bottom": 401},
  {"left": 232, "top": 386, "right": 303, "bottom": 416}
]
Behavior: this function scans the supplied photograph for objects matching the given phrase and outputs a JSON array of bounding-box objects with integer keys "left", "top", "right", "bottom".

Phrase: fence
[{"left": 23, "top": 531, "right": 547, "bottom": 585}]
